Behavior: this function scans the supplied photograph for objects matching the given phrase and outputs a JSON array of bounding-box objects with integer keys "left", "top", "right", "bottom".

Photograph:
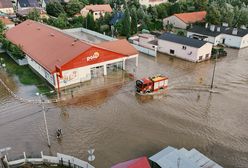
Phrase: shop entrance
[
  {"left": 107, "top": 61, "right": 123, "bottom": 74},
  {"left": 90, "top": 66, "right": 104, "bottom": 78}
]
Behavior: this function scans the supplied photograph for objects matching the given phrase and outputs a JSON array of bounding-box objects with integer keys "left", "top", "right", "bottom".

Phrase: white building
[
  {"left": 158, "top": 33, "right": 212, "bottom": 62},
  {"left": 139, "top": 0, "right": 167, "bottom": 7},
  {"left": 0, "top": 0, "right": 14, "bottom": 14},
  {"left": 129, "top": 33, "right": 158, "bottom": 50},
  {"left": 163, "top": 11, "right": 206, "bottom": 29},
  {"left": 187, "top": 24, "right": 248, "bottom": 49},
  {"left": 80, "top": 4, "right": 112, "bottom": 20},
  {"left": 6, "top": 20, "right": 138, "bottom": 90}
]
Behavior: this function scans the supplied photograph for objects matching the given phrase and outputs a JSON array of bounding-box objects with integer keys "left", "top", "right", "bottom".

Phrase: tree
[
  {"left": 65, "top": 0, "right": 84, "bottom": 17},
  {"left": 130, "top": 8, "right": 138, "bottom": 34},
  {"left": 121, "top": 8, "right": 131, "bottom": 38},
  {"left": 27, "top": 8, "right": 40, "bottom": 21},
  {"left": 206, "top": 2, "right": 221, "bottom": 25},
  {"left": 46, "top": 1, "right": 65, "bottom": 17},
  {"left": 0, "top": 20, "right": 5, "bottom": 34},
  {"left": 47, "top": 13, "right": 69, "bottom": 29},
  {"left": 86, "top": 13, "right": 95, "bottom": 30},
  {"left": 88, "top": 0, "right": 104, "bottom": 4}
]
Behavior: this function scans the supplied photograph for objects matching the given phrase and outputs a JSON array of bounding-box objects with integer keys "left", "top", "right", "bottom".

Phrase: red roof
[
  {"left": 5, "top": 20, "right": 93, "bottom": 73},
  {"left": 84, "top": 4, "right": 112, "bottom": 12},
  {"left": 174, "top": 11, "right": 206, "bottom": 24},
  {"left": 111, "top": 157, "right": 151, "bottom": 168},
  {"left": 97, "top": 39, "right": 138, "bottom": 56}
]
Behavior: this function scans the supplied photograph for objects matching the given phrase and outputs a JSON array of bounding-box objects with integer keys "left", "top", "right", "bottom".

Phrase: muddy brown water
[{"left": 0, "top": 48, "right": 248, "bottom": 168}]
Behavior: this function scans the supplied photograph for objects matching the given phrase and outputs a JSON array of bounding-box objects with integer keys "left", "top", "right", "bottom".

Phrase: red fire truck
[{"left": 136, "top": 75, "right": 168, "bottom": 94}]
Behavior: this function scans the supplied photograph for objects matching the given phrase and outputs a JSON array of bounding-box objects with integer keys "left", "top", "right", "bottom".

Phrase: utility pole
[
  {"left": 210, "top": 54, "right": 217, "bottom": 90},
  {"left": 37, "top": 93, "right": 51, "bottom": 148}
]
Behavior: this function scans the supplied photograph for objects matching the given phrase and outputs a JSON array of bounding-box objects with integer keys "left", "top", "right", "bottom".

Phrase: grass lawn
[{"left": 0, "top": 53, "right": 53, "bottom": 93}]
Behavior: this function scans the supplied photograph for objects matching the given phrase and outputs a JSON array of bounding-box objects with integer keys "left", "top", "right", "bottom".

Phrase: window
[
  {"left": 170, "top": 49, "right": 175, "bottom": 54},
  {"left": 95, "top": 13, "right": 98, "bottom": 15},
  {"left": 199, "top": 56, "right": 203, "bottom": 60},
  {"left": 182, "top": 46, "right": 187, "bottom": 50},
  {"left": 205, "top": 53, "right": 210, "bottom": 59}
]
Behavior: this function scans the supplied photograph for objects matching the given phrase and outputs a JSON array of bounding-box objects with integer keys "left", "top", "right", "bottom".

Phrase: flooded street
[{"left": 0, "top": 46, "right": 248, "bottom": 168}]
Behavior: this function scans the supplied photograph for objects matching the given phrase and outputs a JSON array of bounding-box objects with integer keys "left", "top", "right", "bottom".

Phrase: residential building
[
  {"left": 149, "top": 146, "right": 223, "bottom": 168},
  {"left": 163, "top": 11, "right": 207, "bottom": 29},
  {"left": 139, "top": 0, "right": 167, "bottom": 7},
  {"left": 17, "top": 0, "right": 39, "bottom": 10},
  {"left": 0, "top": 17, "right": 15, "bottom": 29},
  {"left": 158, "top": 33, "right": 212, "bottom": 62},
  {"left": 187, "top": 24, "right": 248, "bottom": 49},
  {"left": 0, "top": 0, "right": 14, "bottom": 14},
  {"left": 80, "top": 4, "right": 112, "bottom": 20},
  {"left": 129, "top": 33, "right": 158, "bottom": 50},
  {"left": 16, "top": 7, "right": 49, "bottom": 20},
  {"left": 5, "top": 20, "right": 138, "bottom": 90}
]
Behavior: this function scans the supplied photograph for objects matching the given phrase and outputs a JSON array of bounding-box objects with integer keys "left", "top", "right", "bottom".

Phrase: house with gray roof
[
  {"left": 187, "top": 24, "right": 248, "bottom": 49},
  {"left": 158, "top": 33, "right": 212, "bottom": 62},
  {"left": 17, "top": 0, "right": 40, "bottom": 10}
]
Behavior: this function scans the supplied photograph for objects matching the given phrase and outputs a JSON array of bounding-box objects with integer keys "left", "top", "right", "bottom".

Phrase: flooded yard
[{"left": 0, "top": 47, "right": 248, "bottom": 168}]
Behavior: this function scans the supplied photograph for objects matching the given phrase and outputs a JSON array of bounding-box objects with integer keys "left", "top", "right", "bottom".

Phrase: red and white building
[{"left": 5, "top": 20, "right": 138, "bottom": 90}]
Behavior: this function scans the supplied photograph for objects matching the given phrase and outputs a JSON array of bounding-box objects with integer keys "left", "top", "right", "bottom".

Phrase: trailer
[{"left": 136, "top": 75, "right": 168, "bottom": 94}]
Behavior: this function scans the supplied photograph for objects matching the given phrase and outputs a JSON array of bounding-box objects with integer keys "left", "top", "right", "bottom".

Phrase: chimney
[
  {"left": 232, "top": 28, "right": 238, "bottom": 35},
  {"left": 240, "top": 25, "right": 247, "bottom": 30},
  {"left": 222, "top": 23, "right": 228, "bottom": 27},
  {"left": 210, "top": 25, "right": 215, "bottom": 32},
  {"left": 217, "top": 27, "right": 220, "bottom": 32},
  {"left": 205, "top": 23, "right": 208, "bottom": 29}
]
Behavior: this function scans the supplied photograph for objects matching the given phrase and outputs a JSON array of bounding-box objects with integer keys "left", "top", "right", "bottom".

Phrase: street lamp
[
  {"left": 36, "top": 92, "right": 51, "bottom": 148},
  {"left": 210, "top": 54, "right": 218, "bottom": 91}
]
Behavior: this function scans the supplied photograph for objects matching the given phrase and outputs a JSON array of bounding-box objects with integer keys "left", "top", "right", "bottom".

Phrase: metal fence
[{"left": 3, "top": 152, "right": 94, "bottom": 168}]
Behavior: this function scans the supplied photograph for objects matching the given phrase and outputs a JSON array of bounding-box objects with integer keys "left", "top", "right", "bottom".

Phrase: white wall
[
  {"left": 0, "top": 8, "right": 14, "bottom": 14},
  {"left": 158, "top": 39, "right": 199, "bottom": 62},
  {"left": 27, "top": 56, "right": 55, "bottom": 86},
  {"left": 240, "top": 34, "right": 248, "bottom": 48},
  {"left": 163, "top": 15, "right": 187, "bottom": 29},
  {"left": 197, "top": 43, "right": 212, "bottom": 61}
]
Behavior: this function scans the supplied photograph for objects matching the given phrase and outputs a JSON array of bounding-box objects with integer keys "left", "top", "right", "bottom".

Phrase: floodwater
[{"left": 0, "top": 45, "right": 248, "bottom": 168}]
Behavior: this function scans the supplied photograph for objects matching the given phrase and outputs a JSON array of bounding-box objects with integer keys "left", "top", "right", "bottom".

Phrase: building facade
[
  {"left": 187, "top": 24, "right": 248, "bottom": 49},
  {"left": 158, "top": 33, "right": 212, "bottom": 62},
  {"left": 163, "top": 11, "right": 206, "bottom": 29},
  {"left": 6, "top": 20, "right": 138, "bottom": 90},
  {"left": 80, "top": 4, "right": 112, "bottom": 20},
  {"left": 139, "top": 0, "right": 167, "bottom": 7},
  {"left": 0, "top": 0, "right": 14, "bottom": 14}
]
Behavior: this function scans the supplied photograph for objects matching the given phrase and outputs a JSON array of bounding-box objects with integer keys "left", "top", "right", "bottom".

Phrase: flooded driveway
[{"left": 0, "top": 47, "right": 248, "bottom": 168}]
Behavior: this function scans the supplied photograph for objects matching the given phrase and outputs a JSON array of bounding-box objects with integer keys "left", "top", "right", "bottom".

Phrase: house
[
  {"left": 0, "top": 0, "right": 14, "bottom": 14},
  {"left": 16, "top": 0, "right": 40, "bottom": 10},
  {"left": 16, "top": 7, "right": 49, "bottom": 20},
  {"left": 109, "top": 11, "right": 124, "bottom": 25},
  {"left": 163, "top": 11, "right": 207, "bottom": 29},
  {"left": 158, "top": 33, "right": 212, "bottom": 62},
  {"left": 80, "top": 4, "right": 112, "bottom": 20},
  {"left": 149, "top": 146, "right": 223, "bottom": 168},
  {"left": 0, "top": 17, "right": 15, "bottom": 29},
  {"left": 139, "top": 0, "right": 167, "bottom": 7},
  {"left": 129, "top": 33, "right": 158, "bottom": 50},
  {"left": 5, "top": 20, "right": 138, "bottom": 90},
  {"left": 187, "top": 24, "right": 248, "bottom": 49},
  {"left": 111, "top": 156, "right": 151, "bottom": 168}
]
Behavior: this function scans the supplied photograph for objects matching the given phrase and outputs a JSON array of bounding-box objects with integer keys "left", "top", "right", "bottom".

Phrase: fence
[
  {"left": 63, "top": 28, "right": 157, "bottom": 57},
  {"left": 3, "top": 152, "right": 94, "bottom": 168}
]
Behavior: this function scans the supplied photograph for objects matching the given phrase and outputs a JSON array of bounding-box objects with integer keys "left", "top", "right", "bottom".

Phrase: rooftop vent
[
  {"left": 71, "top": 42, "right": 75, "bottom": 46},
  {"left": 50, "top": 33, "right": 55, "bottom": 37},
  {"left": 222, "top": 23, "right": 228, "bottom": 27},
  {"left": 240, "top": 25, "right": 247, "bottom": 30},
  {"left": 217, "top": 27, "right": 220, "bottom": 32},
  {"left": 205, "top": 23, "right": 208, "bottom": 28},
  {"left": 210, "top": 25, "right": 215, "bottom": 32},
  {"left": 37, "top": 27, "right": 40, "bottom": 30},
  {"left": 232, "top": 28, "right": 238, "bottom": 35}
]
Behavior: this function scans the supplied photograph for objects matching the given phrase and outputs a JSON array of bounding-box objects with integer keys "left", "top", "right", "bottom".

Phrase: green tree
[
  {"left": 27, "top": 8, "right": 40, "bottom": 21},
  {"left": 121, "top": 8, "right": 131, "bottom": 38},
  {"left": 206, "top": 2, "right": 221, "bottom": 25},
  {"left": 130, "top": 8, "right": 138, "bottom": 34},
  {"left": 46, "top": 1, "right": 65, "bottom": 17},
  {"left": 0, "top": 20, "right": 5, "bottom": 34},
  {"left": 65, "top": 0, "right": 84, "bottom": 17},
  {"left": 86, "top": 13, "right": 95, "bottom": 30}
]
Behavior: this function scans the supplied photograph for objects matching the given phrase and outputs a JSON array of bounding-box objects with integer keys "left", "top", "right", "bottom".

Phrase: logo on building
[{"left": 87, "top": 52, "right": 100, "bottom": 62}]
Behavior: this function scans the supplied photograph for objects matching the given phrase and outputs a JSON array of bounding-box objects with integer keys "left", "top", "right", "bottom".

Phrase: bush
[{"left": 2, "top": 38, "right": 25, "bottom": 59}]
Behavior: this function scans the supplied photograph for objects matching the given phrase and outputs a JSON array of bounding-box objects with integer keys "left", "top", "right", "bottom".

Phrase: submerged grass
[{"left": 0, "top": 53, "right": 52, "bottom": 93}]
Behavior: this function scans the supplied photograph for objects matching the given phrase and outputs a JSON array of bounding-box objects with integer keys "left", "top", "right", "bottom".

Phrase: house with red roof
[
  {"left": 80, "top": 4, "right": 112, "bottom": 20},
  {"left": 163, "top": 11, "right": 207, "bottom": 29},
  {"left": 5, "top": 20, "right": 138, "bottom": 90}
]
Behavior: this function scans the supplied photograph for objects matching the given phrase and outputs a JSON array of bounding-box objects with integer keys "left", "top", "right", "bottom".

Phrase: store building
[{"left": 5, "top": 20, "right": 138, "bottom": 90}]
